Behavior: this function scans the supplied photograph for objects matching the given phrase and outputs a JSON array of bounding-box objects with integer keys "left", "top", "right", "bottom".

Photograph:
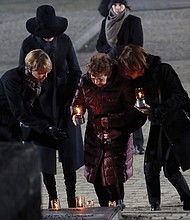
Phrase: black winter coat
[
  {"left": 1, "top": 66, "right": 57, "bottom": 144},
  {"left": 73, "top": 70, "right": 146, "bottom": 186},
  {"left": 19, "top": 34, "right": 84, "bottom": 174},
  {"left": 130, "top": 55, "right": 190, "bottom": 171},
  {"left": 96, "top": 15, "right": 143, "bottom": 58}
]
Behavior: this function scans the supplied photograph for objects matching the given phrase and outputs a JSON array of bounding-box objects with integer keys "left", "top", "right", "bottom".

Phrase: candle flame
[
  {"left": 76, "top": 107, "right": 81, "bottom": 115},
  {"left": 138, "top": 91, "right": 143, "bottom": 99}
]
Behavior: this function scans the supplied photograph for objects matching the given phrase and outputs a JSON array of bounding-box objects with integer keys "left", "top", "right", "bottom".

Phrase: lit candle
[
  {"left": 86, "top": 200, "right": 94, "bottom": 207},
  {"left": 108, "top": 200, "right": 116, "bottom": 207},
  {"left": 73, "top": 105, "right": 85, "bottom": 125},
  {"left": 135, "top": 87, "right": 146, "bottom": 108},
  {"left": 76, "top": 196, "right": 85, "bottom": 207},
  {"left": 50, "top": 199, "right": 61, "bottom": 210}
]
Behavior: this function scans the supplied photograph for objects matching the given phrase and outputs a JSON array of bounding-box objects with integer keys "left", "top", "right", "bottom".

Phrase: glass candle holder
[
  {"left": 49, "top": 198, "right": 61, "bottom": 210},
  {"left": 73, "top": 105, "right": 85, "bottom": 125},
  {"left": 135, "top": 87, "right": 146, "bottom": 108},
  {"left": 76, "top": 196, "right": 85, "bottom": 208},
  {"left": 86, "top": 200, "right": 94, "bottom": 208},
  {"left": 108, "top": 200, "right": 116, "bottom": 207}
]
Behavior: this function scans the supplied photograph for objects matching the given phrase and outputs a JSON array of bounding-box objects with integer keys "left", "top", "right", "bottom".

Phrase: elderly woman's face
[
  {"left": 112, "top": 3, "right": 126, "bottom": 14},
  {"left": 90, "top": 74, "right": 108, "bottom": 87}
]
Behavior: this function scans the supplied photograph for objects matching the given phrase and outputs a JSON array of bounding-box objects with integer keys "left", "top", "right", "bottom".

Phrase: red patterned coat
[{"left": 73, "top": 71, "right": 146, "bottom": 186}]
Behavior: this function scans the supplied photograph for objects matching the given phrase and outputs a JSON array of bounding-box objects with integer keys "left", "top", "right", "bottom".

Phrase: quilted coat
[{"left": 73, "top": 69, "right": 147, "bottom": 186}]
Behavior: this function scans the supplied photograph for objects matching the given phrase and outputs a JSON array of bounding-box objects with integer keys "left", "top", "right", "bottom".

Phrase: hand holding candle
[
  {"left": 73, "top": 105, "right": 85, "bottom": 125},
  {"left": 135, "top": 87, "right": 146, "bottom": 108},
  {"left": 135, "top": 87, "right": 150, "bottom": 114}
]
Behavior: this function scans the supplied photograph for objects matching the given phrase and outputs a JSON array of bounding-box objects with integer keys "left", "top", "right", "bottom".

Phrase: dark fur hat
[
  {"left": 108, "top": 0, "right": 130, "bottom": 9},
  {"left": 26, "top": 5, "right": 68, "bottom": 38}
]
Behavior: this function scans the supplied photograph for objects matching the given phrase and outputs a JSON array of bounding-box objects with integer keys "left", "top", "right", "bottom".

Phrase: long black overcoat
[
  {"left": 130, "top": 55, "right": 190, "bottom": 171},
  {"left": 1, "top": 66, "right": 50, "bottom": 140},
  {"left": 19, "top": 34, "right": 84, "bottom": 174},
  {"left": 96, "top": 14, "right": 143, "bottom": 58}
]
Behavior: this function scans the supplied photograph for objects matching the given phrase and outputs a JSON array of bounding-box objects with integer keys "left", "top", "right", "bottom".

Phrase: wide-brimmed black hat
[{"left": 26, "top": 5, "right": 68, "bottom": 38}]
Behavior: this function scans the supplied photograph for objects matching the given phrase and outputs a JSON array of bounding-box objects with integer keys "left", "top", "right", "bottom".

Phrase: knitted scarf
[{"left": 105, "top": 8, "right": 129, "bottom": 47}]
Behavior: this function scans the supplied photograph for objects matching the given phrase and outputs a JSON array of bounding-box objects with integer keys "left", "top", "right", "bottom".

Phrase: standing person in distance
[
  {"left": 96, "top": 0, "right": 143, "bottom": 59},
  {"left": 118, "top": 44, "right": 190, "bottom": 211},
  {"left": 19, "top": 5, "right": 84, "bottom": 208}
]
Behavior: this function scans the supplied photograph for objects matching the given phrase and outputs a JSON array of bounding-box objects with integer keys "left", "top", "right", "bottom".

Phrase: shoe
[
  {"left": 137, "top": 146, "right": 144, "bottom": 154},
  {"left": 133, "top": 146, "right": 144, "bottom": 155},
  {"left": 151, "top": 204, "right": 161, "bottom": 211},
  {"left": 49, "top": 198, "right": 61, "bottom": 209},
  {"left": 183, "top": 200, "right": 190, "bottom": 210}
]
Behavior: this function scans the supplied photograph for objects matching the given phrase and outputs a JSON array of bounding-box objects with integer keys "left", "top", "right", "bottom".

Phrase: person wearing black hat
[{"left": 19, "top": 5, "right": 84, "bottom": 208}]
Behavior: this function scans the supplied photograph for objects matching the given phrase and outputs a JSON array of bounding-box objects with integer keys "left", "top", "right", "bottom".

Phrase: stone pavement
[{"left": 0, "top": 0, "right": 190, "bottom": 219}]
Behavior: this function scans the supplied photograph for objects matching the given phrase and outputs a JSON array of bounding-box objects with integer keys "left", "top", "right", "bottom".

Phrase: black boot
[
  {"left": 42, "top": 173, "right": 58, "bottom": 208},
  {"left": 167, "top": 171, "right": 190, "bottom": 209},
  {"left": 64, "top": 171, "right": 76, "bottom": 208}
]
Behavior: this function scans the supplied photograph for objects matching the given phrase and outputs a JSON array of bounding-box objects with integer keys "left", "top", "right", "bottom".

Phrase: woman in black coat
[
  {"left": 118, "top": 45, "right": 190, "bottom": 211},
  {"left": 19, "top": 5, "right": 84, "bottom": 208},
  {"left": 96, "top": 0, "right": 143, "bottom": 59},
  {"left": 1, "top": 49, "right": 53, "bottom": 142}
]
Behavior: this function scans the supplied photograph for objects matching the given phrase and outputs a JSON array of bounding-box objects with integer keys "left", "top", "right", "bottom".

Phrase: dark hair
[
  {"left": 118, "top": 45, "right": 149, "bottom": 76},
  {"left": 87, "top": 53, "right": 113, "bottom": 78}
]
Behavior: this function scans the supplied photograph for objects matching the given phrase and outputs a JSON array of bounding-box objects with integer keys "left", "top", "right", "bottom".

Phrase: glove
[
  {"left": 47, "top": 126, "right": 69, "bottom": 140},
  {"left": 149, "top": 106, "right": 164, "bottom": 125}
]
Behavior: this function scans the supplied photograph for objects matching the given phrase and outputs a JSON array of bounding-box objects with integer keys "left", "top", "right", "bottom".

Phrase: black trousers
[
  {"left": 43, "top": 171, "right": 76, "bottom": 208},
  {"left": 144, "top": 148, "right": 190, "bottom": 206}
]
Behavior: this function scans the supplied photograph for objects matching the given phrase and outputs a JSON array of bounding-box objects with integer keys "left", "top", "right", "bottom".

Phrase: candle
[
  {"left": 73, "top": 105, "right": 85, "bottom": 125},
  {"left": 108, "top": 200, "right": 116, "bottom": 207},
  {"left": 76, "top": 196, "right": 85, "bottom": 207},
  {"left": 135, "top": 87, "right": 146, "bottom": 108},
  {"left": 50, "top": 199, "right": 61, "bottom": 210},
  {"left": 86, "top": 200, "right": 94, "bottom": 207}
]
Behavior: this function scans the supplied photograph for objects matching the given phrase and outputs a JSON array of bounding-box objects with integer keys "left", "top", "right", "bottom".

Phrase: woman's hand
[
  {"left": 103, "top": 129, "right": 122, "bottom": 142},
  {"left": 134, "top": 103, "right": 151, "bottom": 115},
  {"left": 101, "top": 117, "right": 109, "bottom": 128}
]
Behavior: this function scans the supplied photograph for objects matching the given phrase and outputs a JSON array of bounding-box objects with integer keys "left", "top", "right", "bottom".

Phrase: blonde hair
[
  {"left": 25, "top": 49, "right": 52, "bottom": 72},
  {"left": 86, "top": 53, "right": 113, "bottom": 77},
  {"left": 118, "top": 45, "right": 149, "bottom": 76}
]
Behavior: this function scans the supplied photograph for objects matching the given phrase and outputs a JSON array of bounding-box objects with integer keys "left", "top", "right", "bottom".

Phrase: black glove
[
  {"left": 47, "top": 126, "right": 68, "bottom": 140},
  {"left": 149, "top": 106, "right": 164, "bottom": 125}
]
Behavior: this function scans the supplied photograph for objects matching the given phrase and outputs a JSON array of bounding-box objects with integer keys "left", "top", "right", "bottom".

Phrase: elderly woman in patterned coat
[{"left": 72, "top": 53, "right": 146, "bottom": 207}]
